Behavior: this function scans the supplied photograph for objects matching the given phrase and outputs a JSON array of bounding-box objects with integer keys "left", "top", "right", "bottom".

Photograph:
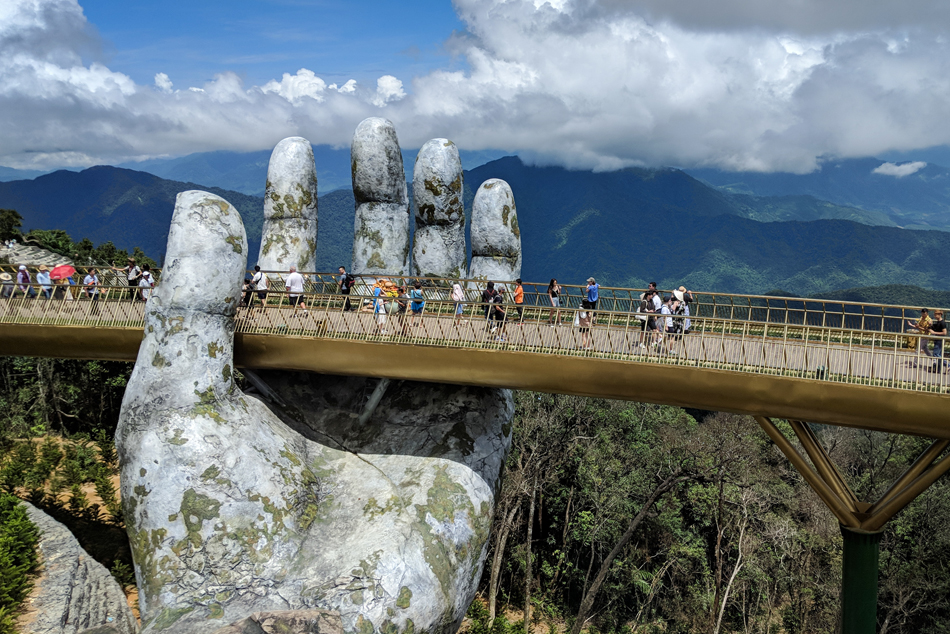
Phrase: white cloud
[
  {"left": 154, "top": 72, "right": 173, "bottom": 93},
  {"left": 4, "top": 0, "right": 950, "bottom": 175},
  {"left": 873, "top": 161, "right": 927, "bottom": 177},
  {"left": 261, "top": 68, "right": 327, "bottom": 104},
  {"left": 371, "top": 75, "right": 406, "bottom": 107}
]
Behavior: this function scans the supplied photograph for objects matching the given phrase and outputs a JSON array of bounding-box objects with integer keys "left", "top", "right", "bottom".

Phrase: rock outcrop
[
  {"left": 411, "top": 139, "right": 465, "bottom": 279},
  {"left": 469, "top": 179, "right": 522, "bottom": 282},
  {"left": 258, "top": 136, "right": 319, "bottom": 272},
  {"left": 117, "top": 122, "right": 524, "bottom": 634},
  {"left": 351, "top": 118, "right": 410, "bottom": 275},
  {"left": 18, "top": 502, "right": 137, "bottom": 634}
]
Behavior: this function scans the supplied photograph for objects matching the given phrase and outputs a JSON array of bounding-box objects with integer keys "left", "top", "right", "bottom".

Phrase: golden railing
[{"left": 1, "top": 284, "right": 946, "bottom": 397}]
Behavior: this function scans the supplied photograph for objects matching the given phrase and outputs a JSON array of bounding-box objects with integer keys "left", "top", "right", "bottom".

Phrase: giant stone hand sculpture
[{"left": 116, "top": 119, "right": 522, "bottom": 634}]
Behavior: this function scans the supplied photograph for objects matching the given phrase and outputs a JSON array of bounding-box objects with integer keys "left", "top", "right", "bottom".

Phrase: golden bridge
[{"left": 3, "top": 268, "right": 948, "bottom": 631}]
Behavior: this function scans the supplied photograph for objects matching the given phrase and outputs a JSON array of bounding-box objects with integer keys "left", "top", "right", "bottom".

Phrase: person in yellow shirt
[{"left": 906, "top": 307, "right": 933, "bottom": 358}]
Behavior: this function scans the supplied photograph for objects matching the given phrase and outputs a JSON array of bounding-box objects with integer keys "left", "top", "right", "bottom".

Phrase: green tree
[{"left": 0, "top": 209, "right": 22, "bottom": 242}]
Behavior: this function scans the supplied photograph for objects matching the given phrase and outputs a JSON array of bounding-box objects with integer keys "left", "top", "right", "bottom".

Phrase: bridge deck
[{"left": 1, "top": 289, "right": 947, "bottom": 438}]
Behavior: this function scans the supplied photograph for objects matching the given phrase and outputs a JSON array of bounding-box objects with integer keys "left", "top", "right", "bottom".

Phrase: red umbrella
[{"left": 49, "top": 264, "right": 76, "bottom": 280}]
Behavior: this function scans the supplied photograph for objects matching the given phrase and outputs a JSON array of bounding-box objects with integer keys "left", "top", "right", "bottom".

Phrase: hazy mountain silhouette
[{"left": 688, "top": 158, "right": 950, "bottom": 230}]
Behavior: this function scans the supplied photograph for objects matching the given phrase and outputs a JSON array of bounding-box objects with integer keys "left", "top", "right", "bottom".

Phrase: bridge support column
[{"left": 840, "top": 526, "right": 882, "bottom": 634}]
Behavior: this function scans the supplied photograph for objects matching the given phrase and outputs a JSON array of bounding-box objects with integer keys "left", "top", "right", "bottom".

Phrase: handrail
[
  {"left": 3, "top": 265, "right": 946, "bottom": 337},
  {"left": 2, "top": 288, "right": 947, "bottom": 397}
]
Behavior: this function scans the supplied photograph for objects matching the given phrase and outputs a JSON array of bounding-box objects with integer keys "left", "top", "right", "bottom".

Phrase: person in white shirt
[
  {"left": 285, "top": 266, "right": 306, "bottom": 315},
  {"left": 138, "top": 269, "right": 154, "bottom": 301},
  {"left": 83, "top": 268, "right": 100, "bottom": 314}
]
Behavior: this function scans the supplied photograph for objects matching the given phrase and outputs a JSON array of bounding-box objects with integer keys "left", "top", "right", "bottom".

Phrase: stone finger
[
  {"left": 468, "top": 179, "right": 522, "bottom": 282},
  {"left": 411, "top": 138, "right": 466, "bottom": 279},
  {"left": 258, "top": 136, "right": 319, "bottom": 276},
  {"left": 351, "top": 117, "right": 410, "bottom": 275}
]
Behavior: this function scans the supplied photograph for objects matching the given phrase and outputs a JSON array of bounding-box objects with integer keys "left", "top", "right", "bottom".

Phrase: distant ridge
[{"left": 4, "top": 160, "right": 950, "bottom": 296}]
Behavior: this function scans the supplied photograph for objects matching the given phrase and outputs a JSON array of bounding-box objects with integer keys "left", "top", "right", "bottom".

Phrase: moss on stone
[
  {"left": 200, "top": 465, "right": 221, "bottom": 481},
  {"left": 152, "top": 352, "right": 169, "bottom": 368},
  {"left": 207, "top": 342, "right": 223, "bottom": 358},
  {"left": 168, "top": 429, "right": 189, "bottom": 446},
  {"left": 180, "top": 488, "right": 222, "bottom": 543},
  {"left": 151, "top": 607, "right": 194, "bottom": 631},
  {"left": 396, "top": 586, "right": 413, "bottom": 609},
  {"left": 208, "top": 603, "right": 224, "bottom": 619},
  {"left": 356, "top": 615, "right": 375, "bottom": 634},
  {"left": 414, "top": 465, "right": 475, "bottom": 599},
  {"left": 225, "top": 235, "right": 243, "bottom": 254},
  {"left": 510, "top": 215, "right": 520, "bottom": 238},
  {"left": 367, "top": 251, "right": 386, "bottom": 269},
  {"left": 134, "top": 484, "right": 149, "bottom": 497}
]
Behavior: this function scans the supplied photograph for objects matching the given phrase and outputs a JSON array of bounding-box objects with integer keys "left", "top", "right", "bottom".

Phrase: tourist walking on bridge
[
  {"left": 409, "top": 282, "right": 426, "bottom": 330},
  {"left": 547, "top": 279, "right": 561, "bottom": 326},
  {"left": 481, "top": 282, "right": 498, "bottom": 322},
  {"left": 36, "top": 265, "right": 52, "bottom": 299},
  {"left": 338, "top": 265, "right": 355, "bottom": 311},
  {"left": 83, "top": 268, "right": 100, "bottom": 314},
  {"left": 286, "top": 266, "right": 306, "bottom": 316},
  {"left": 15, "top": 265, "right": 35, "bottom": 298},
  {"left": 929, "top": 310, "right": 947, "bottom": 373},
  {"left": 585, "top": 276, "right": 599, "bottom": 324},
  {"left": 514, "top": 279, "right": 525, "bottom": 322},
  {"left": 452, "top": 282, "right": 465, "bottom": 325},
  {"left": 139, "top": 268, "right": 154, "bottom": 302},
  {"left": 116, "top": 257, "right": 141, "bottom": 302},
  {"left": 906, "top": 307, "right": 933, "bottom": 361}
]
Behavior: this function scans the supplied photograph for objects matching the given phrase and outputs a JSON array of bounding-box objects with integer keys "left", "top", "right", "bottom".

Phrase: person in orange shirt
[{"left": 514, "top": 278, "right": 525, "bottom": 322}]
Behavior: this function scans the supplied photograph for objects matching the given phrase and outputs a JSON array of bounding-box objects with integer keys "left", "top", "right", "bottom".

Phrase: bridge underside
[{"left": 4, "top": 323, "right": 946, "bottom": 439}]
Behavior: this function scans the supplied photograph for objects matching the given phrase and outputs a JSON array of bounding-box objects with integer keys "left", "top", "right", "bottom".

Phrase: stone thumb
[{"left": 124, "top": 190, "right": 246, "bottom": 412}]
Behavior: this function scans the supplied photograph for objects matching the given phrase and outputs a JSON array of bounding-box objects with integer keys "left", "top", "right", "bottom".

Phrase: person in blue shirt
[
  {"left": 586, "top": 276, "right": 599, "bottom": 324},
  {"left": 373, "top": 283, "right": 387, "bottom": 334},
  {"left": 409, "top": 282, "right": 425, "bottom": 330}
]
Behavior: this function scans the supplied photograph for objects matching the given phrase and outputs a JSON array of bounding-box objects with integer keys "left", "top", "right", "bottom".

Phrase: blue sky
[
  {"left": 79, "top": 0, "right": 467, "bottom": 89},
  {"left": 3, "top": 0, "right": 950, "bottom": 174}
]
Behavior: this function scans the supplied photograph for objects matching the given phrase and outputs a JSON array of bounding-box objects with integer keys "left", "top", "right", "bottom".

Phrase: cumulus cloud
[
  {"left": 4, "top": 0, "right": 950, "bottom": 175},
  {"left": 873, "top": 161, "right": 927, "bottom": 177},
  {"left": 371, "top": 75, "right": 406, "bottom": 107},
  {"left": 154, "top": 72, "right": 173, "bottom": 93}
]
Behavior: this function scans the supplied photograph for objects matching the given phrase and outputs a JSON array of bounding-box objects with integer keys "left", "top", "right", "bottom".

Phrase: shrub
[{"left": 0, "top": 492, "right": 39, "bottom": 634}]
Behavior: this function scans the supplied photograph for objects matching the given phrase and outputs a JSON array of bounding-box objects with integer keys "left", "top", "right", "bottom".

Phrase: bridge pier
[
  {"left": 754, "top": 416, "right": 950, "bottom": 634},
  {"left": 840, "top": 526, "right": 882, "bottom": 634}
]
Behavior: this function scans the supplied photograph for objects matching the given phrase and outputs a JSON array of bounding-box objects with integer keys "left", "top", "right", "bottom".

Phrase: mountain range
[
  {"left": 687, "top": 158, "right": 950, "bottom": 231},
  {"left": 3, "top": 156, "right": 950, "bottom": 296}
]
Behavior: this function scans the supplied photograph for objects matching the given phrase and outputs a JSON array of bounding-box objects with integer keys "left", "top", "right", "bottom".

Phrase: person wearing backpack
[
  {"left": 481, "top": 282, "right": 497, "bottom": 323},
  {"left": 338, "top": 265, "right": 356, "bottom": 311},
  {"left": 409, "top": 282, "right": 426, "bottom": 330}
]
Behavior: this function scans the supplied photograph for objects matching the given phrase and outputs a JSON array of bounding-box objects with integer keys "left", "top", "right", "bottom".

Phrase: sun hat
[
  {"left": 673, "top": 289, "right": 685, "bottom": 302},
  {"left": 0, "top": 273, "right": 11, "bottom": 281},
  {"left": 38, "top": 265, "right": 48, "bottom": 271},
  {"left": 18, "top": 265, "right": 26, "bottom": 270},
  {"left": 587, "top": 277, "right": 595, "bottom": 283}
]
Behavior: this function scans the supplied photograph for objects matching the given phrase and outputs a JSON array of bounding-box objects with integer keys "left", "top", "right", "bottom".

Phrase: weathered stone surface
[
  {"left": 213, "top": 610, "right": 342, "bottom": 634},
  {"left": 469, "top": 179, "right": 521, "bottom": 282},
  {"left": 259, "top": 137, "right": 318, "bottom": 272},
  {"left": 116, "top": 189, "right": 513, "bottom": 634},
  {"left": 18, "top": 502, "right": 138, "bottom": 634},
  {"left": 351, "top": 118, "right": 409, "bottom": 275},
  {"left": 411, "top": 139, "right": 465, "bottom": 278}
]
